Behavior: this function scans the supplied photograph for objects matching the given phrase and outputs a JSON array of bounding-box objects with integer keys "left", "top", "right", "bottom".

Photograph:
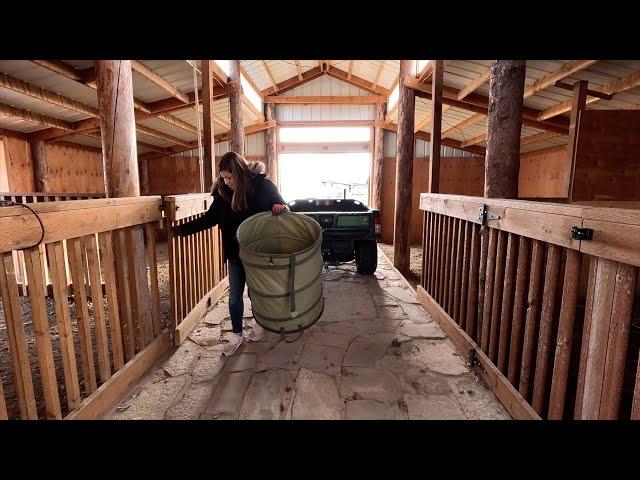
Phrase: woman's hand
[{"left": 272, "top": 204, "right": 287, "bottom": 216}]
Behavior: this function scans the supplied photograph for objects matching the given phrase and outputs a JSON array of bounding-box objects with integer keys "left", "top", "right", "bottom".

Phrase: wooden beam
[
  {"left": 372, "top": 61, "right": 385, "bottom": 91},
  {"left": 229, "top": 60, "right": 245, "bottom": 155},
  {"left": 242, "top": 95, "right": 265, "bottom": 123},
  {"left": 261, "top": 66, "right": 323, "bottom": 97},
  {"left": 461, "top": 133, "right": 487, "bottom": 148},
  {"left": 385, "top": 102, "right": 399, "bottom": 123},
  {"left": 441, "top": 113, "right": 485, "bottom": 139},
  {"left": 136, "top": 124, "right": 192, "bottom": 148},
  {"left": 485, "top": 60, "right": 526, "bottom": 199},
  {"left": 539, "top": 68, "right": 640, "bottom": 121},
  {"left": 295, "top": 61, "right": 303, "bottom": 81},
  {"left": 393, "top": 60, "right": 415, "bottom": 275},
  {"left": 31, "top": 60, "right": 84, "bottom": 81},
  {"left": 202, "top": 60, "right": 216, "bottom": 183},
  {"left": 415, "top": 105, "right": 452, "bottom": 133},
  {"left": 81, "top": 131, "right": 168, "bottom": 154},
  {"left": 131, "top": 60, "right": 189, "bottom": 104},
  {"left": 278, "top": 120, "right": 373, "bottom": 127},
  {"left": 417, "top": 61, "right": 433, "bottom": 84},
  {"left": 554, "top": 81, "right": 613, "bottom": 100},
  {"left": 240, "top": 68, "right": 264, "bottom": 101},
  {"left": 429, "top": 60, "right": 444, "bottom": 194},
  {"left": 405, "top": 77, "right": 569, "bottom": 134},
  {"left": 147, "top": 87, "right": 229, "bottom": 114},
  {"left": 96, "top": 60, "right": 140, "bottom": 197},
  {"left": 318, "top": 60, "right": 323, "bottom": 73},
  {"left": 520, "top": 131, "right": 564, "bottom": 146},
  {"left": 264, "top": 95, "right": 385, "bottom": 104},
  {"left": 153, "top": 112, "right": 197, "bottom": 135},
  {"left": 524, "top": 60, "right": 598, "bottom": 98},
  {"left": 567, "top": 81, "right": 589, "bottom": 201},
  {"left": 325, "top": 65, "right": 391, "bottom": 96},
  {"left": 0, "top": 102, "right": 74, "bottom": 130},
  {"left": 261, "top": 61, "right": 278, "bottom": 93},
  {"left": 458, "top": 68, "right": 491, "bottom": 100},
  {"left": 0, "top": 72, "right": 98, "bottom": 117},
  {"left": 347, "top": 61, "right": 354, "bottom": 80}
]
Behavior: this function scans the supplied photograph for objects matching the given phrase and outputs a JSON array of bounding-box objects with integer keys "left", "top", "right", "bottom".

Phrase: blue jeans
[{"left": 228, "top": 258, "right": 246, "bottom": 334}]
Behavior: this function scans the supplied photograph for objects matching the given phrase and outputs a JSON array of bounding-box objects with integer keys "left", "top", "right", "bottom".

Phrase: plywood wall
[
  {"left": 45, "top": 143, "right": 105, "bottom": 193},
  {"left": 381, "top": 156, "right": 485, "bottom": 245},
  {"left": 518, "top": 145, "right": 569, "bottom": 199},
  {"left": 572, "top": 110, "right": 640, "bottom": 201},
  {"left": 1, "top": 135, "right": 35, "bottom": 192}
]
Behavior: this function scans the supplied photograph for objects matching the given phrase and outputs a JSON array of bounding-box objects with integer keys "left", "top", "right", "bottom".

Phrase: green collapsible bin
[{"left": 236, "top": 211, "right": 324, "bottom": 334}]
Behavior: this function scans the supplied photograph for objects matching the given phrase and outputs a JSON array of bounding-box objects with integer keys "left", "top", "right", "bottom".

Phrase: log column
[
  {"left": 484, "top": 60, "right": 526, "bottom": 199},
  {"left": 202, "top": 60, "right": 216, "bottom": 184},
  {"left": 265, "top": 102, "right": 278, "bottom": 184},
  {"left": 428, "top": 60, "right": 444, "bottom": 193},
  {"left": 96, "top": 60, "right": 152, "bottom": 353},
  {"left": 371, "top": 102, "right": 385, "bottom": 210},
  {"left": 393, "top": 60, "right": 415, "bottom": 274},
  {"left": 31, "top": 140, "right": 50, "bottom": 193},
  {"left": 229, "top": 60, "right": 245, "bottom": 156}
]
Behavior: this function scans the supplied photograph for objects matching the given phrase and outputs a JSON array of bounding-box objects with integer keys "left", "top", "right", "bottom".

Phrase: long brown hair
[{"left": 215, "top": 151, "right": 253, "bottom": 212}]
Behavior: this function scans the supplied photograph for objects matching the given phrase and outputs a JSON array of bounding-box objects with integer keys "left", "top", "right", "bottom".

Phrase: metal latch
[
  {"left": 571, "top": 226, "right": 593, "bottom": 241},
  {"left": 478, "top": 206, "right": 500, "bottom": 225},
  {"left": 204, "top": 199, "right": 208, "bottom": 210},
  {"left": 467, "top": 348, "right": 481, "bottom": 368}
]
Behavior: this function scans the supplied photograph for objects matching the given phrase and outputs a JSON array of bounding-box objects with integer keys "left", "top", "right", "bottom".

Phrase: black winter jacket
[{"left": 175, "top": 173, "right": 284, "bottom": 260}]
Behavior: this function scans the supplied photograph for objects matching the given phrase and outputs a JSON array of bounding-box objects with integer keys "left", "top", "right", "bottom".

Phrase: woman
[{"left": 176, "top": 152, "right": 287, "bottom": 356}]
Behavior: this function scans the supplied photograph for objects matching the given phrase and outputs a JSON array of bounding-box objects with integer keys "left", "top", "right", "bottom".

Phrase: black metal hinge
[
  {"left": 571, "top": 226, "right": 593, "bottom": 241},
  {"left": 478, "top": 206, "right": 500, "bottom": 226},
  {"left": 467, "top": 348, "right": 481, "bottom": 368}
]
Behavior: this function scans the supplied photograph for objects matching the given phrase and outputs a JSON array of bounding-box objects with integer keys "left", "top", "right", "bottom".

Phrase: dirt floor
[
  {"left": 0, "top": 240, "right": 172, "bottom": 420},
  {"left": 377, "top": 243, "right": 423, "bottom": 290}
]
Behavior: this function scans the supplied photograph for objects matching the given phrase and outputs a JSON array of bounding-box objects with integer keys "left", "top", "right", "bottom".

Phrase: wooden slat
[
  {"left": 574, "top": 257, "right": 596, "bottom": 419},
  {"left": 84, "top": 235, "right": 111, "bottom": 382},
  {"left": 481, "top": 228, "right": 498, "bottom": 352},
  {"left": 447, "top": 218, "right": 459, "bottom": 316},
  {"left": 519, "top": 240, "right": 544, "bottom": 401},
  {"left": 113, "top": 230, "right": 135, "bottom": 361},
  {"left": 167, "top": 221, "right": 178, "bottom": 331},
  {"left": 47, "top": 241, "right": 82, "bottom": 411},
  {"left": 466, "top": 225, "right": 481, "bottom": 340},
  {"left": 0, "top": 253, "right": 37, "bottom": 418},
  {"left": 98, "top": 232, "right": 124, "bottom": 370},
  {"left": 66, "top": 237, "right": 98, "bottom": 395},
  {"left": 124, "top": 227, "right": 153, "bottom": 352},
  {"left": 475, "top": 227, "right": 489, "bottom": 344},
  {"left": 579, "top": 257, "right": 617, "bottom": 419},
  {"left": 498, "top": 233, "right": 518, "bottom": 373},
  {"left": 547, "top": 249, "right": 582, "bottom": 419},
  {"left": 66, "top": 332, "right": 172, "bottom": 420},
  {"left": 442, "top": 217, "right": 452, "bottom": 312},
  {"left": 489, "top": 231, "right": 507, "bottom": 363},
  {"left": 434, "top": 215, "right": 442, "bottom": 303},
  {"left": 599, "top": 262, "right": 637, "bottom": 419},
  {"left": 531, "top": 244, "right": 562, "bottom": 416},
  {"left": 507, "top": 237, "right": 531, "bottom": 386},
  {"left": 144, "top": 224, "right": 161, "bottom": 337},
  {"left": 428, "top": 213, "right": 435, "bottom": 295},
  {"left": 417, "top": 286, "right": 541, "bottom": 420},
  {"left": 458, "top": 221, "right": 471, "bottom": 331},
  {"left": 452, "top": 218, "right": 464, "bottom": 324},
  {"left": 24, "top": 248, "right": 62, "bottom": 418}
]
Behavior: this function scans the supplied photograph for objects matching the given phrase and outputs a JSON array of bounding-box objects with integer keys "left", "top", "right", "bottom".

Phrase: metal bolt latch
[{"left": 571, "top": 226, "right": 593, "bottom": 241}]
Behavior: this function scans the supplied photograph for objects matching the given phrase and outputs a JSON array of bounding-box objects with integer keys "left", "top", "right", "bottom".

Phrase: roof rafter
[
  {"left": 261, "top": 61, "right": 278, "bottom": 93},
  {"left": 131, "top": 60, "right": 189, "bottom": 104}
]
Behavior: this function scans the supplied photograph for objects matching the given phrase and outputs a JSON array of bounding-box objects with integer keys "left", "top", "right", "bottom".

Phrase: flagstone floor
[{"left": 105, "top": 250, "right": 509, "bottom": 420}]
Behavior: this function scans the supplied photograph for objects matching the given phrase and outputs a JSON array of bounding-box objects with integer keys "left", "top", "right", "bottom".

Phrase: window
[
  {"left": 387, "top": 83, "right": 399, "bottom": 111},
  {"left": 279, "top": 127, "right": 371, "bottom": 143}
]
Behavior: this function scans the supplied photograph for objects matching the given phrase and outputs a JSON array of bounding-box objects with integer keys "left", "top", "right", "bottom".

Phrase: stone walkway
[{"left": 105, "top": 251, "right": 510, "bottom": 420}]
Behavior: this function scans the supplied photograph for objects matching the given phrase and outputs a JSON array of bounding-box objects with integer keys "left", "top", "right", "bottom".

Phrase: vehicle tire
[{"left": 355, "top": 240, "right": 378, "bottom": 275}]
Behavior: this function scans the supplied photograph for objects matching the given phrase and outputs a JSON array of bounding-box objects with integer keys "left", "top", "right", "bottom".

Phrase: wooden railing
[
  {"left": 418, "top": 193, "right": 640, "bottom": 420},
  {"left": 0, "top": 192, "right": 105, "bottom": 296},
  {"left": 0, "top": 196, "right": 170, "bottom": 420},
  {"left": 164, "top": 194, "right": 229, "bottom": 345}
]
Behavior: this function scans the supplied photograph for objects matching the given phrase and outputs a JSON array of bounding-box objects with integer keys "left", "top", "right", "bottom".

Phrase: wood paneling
[
  {"left": 45, "top": 143, "right": 105, "bottom": 193},
  {"left": 381, "top": 156, "right": 485, "bottom": 244},
  {"left": 572, "top": 110, "right": 640, "bottom": 201},
  {"left": 518, "top": 145, "right": 569, "bottom": 198}
]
